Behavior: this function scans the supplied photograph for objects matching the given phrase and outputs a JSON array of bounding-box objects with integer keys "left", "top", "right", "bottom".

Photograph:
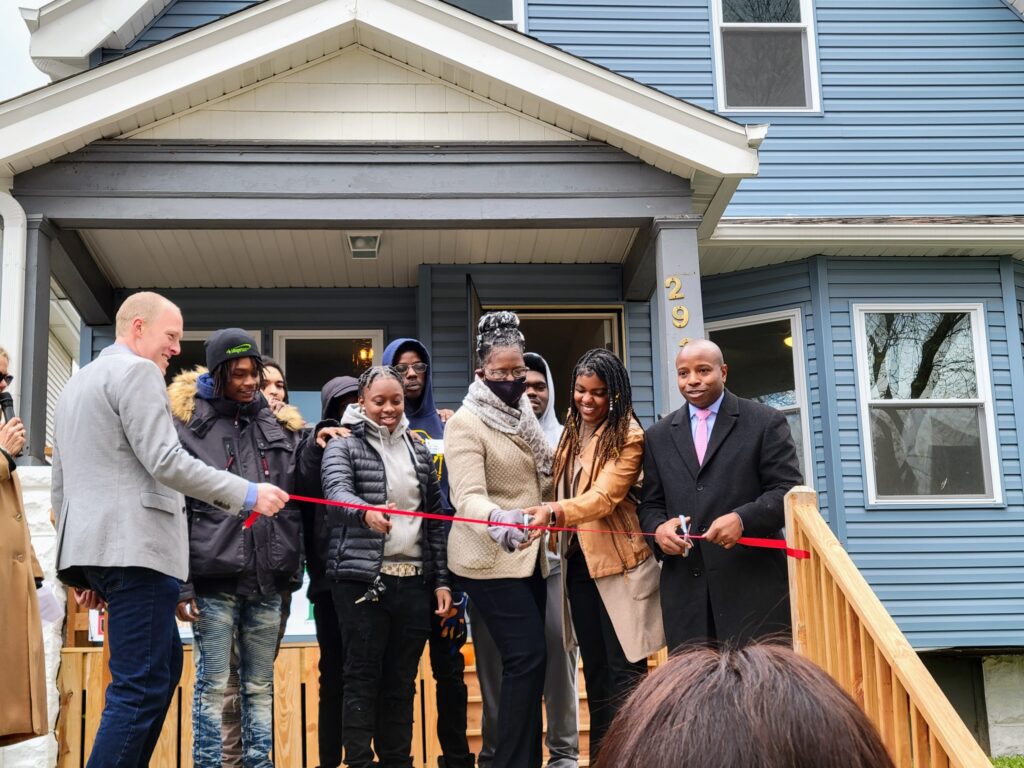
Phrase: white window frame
[
  {"left": 705, "top": 308, "right": 813, "bottom": 483},
  {"left": 710, "top": 0, "right": 822, "bottom": 113},
  {"left": 272, "top": 329, "right": 385, "bottom": 372},
  {"left": 852, "top": 303, "right": 1002, "bottom": 506}
]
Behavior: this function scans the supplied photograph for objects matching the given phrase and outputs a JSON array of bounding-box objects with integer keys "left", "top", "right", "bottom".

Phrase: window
[
  {"left": 273, "top": 330, "right": 384, "bottom": 424},
  {"left": 446, "top": 0, "right": 525, "bottom": 30},
  {"left": 853, "top": 305, "right": 1000, "bottom": 504},
  {"left": 712, "top": 0, "right": 821, "bottom": 111},
  {"left": 707, "top": 310, "right": 811, "bottom": 481}
]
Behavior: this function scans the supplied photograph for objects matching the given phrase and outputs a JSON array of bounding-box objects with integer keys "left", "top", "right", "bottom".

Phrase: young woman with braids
[
  {"left": 523, "top": 348, "right": 664, "bottom": 761},
  {"left": 320, "top": 365, "right": 452, "bottom": 768},
  {"left": 444, "top": 311, "right": 554, "bottom": 768}
]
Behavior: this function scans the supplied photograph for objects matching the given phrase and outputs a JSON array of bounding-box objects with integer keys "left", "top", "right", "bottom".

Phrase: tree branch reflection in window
[{"left": 862, "top": 311, "right": 989, "bottom": 498}]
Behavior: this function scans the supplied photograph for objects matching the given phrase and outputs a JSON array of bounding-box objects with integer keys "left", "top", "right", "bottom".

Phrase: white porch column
[
  {"left": 652, "top": 219, "right": 705, "bottom": 416},
  {"left": 0, "top": 180, "right": 28, "bottom": 412}
]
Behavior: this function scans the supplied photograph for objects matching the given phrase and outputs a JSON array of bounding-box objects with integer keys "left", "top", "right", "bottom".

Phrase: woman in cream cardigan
[
  {"left": 524, "top": 348, "right": 666, "bottom": 761},
  {"left": 444, "top": 311, "right": 553, "bottom": 768}
]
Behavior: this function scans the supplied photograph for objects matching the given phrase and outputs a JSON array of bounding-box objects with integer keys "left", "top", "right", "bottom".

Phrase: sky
[{"left": 0, "top": 0, "right": 50, "bottom": 102}]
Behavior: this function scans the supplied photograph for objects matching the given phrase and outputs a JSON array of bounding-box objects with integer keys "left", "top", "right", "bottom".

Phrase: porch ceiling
[{"left": 79, "top": 227, "right": 637, "bottom": 289}]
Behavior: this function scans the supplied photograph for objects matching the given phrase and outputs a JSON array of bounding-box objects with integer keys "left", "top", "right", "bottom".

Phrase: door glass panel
[
  {"left": 708, "top": 319, "right": 796, "bottom": 407},
  {"left": 282, "top": 336, "right": 377, "bottom": 423},
  {"left": 516, "top": 313, "right": 620, "bottom": 407}
]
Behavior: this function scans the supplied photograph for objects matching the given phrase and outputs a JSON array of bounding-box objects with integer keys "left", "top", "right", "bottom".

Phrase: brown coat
[
  {"left": 0, "top": 457, "right": 48, "bottom": 746},
  {"left": 558, "top": 421, "right": 652, "bottom": 580}
]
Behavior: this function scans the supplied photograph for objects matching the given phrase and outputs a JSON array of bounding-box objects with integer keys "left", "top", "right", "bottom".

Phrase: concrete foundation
[{"left": 984, "top": 654, "right": 1024, "bottom": 757}]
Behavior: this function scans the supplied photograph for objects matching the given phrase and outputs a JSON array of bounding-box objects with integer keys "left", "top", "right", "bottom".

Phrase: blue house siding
[
  {"left": 700, "top": 260, "right": 829, "bottom": 521},
  {"left": 626, "top": 301, "right": 655, "bottom": 427},
  {"left": 824, "top": 257, "right": 1024, "bottom": 649},
  {"left": 525, "top": 0, "right": 716, "bottom": 109},
  {"left": 99, "top": 0, "right": 262, "bottom": 63},
  {"left": 526, "top": 0, "right": 1024, "bottom": 217}
]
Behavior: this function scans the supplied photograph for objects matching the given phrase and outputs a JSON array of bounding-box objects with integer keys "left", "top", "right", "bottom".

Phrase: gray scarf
[{"left": 463, "top": 378, "right": 553, "bottom": 479}]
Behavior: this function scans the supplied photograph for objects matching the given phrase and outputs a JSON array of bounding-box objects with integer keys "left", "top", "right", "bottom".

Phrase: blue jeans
[
  {"left": 192, "top": 592, "right": 281, "bottom": 768},
  {"left": 82, "top": 566, "right": 183, "bottom": 768}
]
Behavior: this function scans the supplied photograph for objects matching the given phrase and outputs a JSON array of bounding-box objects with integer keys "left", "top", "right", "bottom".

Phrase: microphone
[{"left": 0, "top": 392, "right": 14, "bottom": 424}]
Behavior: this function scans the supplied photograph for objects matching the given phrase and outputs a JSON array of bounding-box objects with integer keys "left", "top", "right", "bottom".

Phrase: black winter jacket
[
  {"left": 320, "top": 420, "right": 449, "bottom": 589},
  {"left": 169, "top": 368, "right": 313, "bottom": 601},
  {"left": 295, "top": 376, "right": 359, "bottom": 599}
]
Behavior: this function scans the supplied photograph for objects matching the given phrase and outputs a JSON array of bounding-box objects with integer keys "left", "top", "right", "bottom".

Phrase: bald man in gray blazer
[{"left": 52, "top": 292, "right": 287, "bottom": 768}]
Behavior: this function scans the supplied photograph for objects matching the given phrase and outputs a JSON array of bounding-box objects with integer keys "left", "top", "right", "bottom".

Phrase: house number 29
[{"left": 664, "top": 275, "right": 691, "bottom": 346}]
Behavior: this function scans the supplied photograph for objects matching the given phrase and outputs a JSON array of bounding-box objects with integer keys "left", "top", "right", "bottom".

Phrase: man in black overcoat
[{"left": 639, "top": 339, "right": 803, "bottom": 650}]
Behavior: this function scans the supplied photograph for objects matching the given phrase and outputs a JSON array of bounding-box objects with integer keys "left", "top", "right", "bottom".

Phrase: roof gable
[
  {"left": 123, "top": 45, "right": 577, "bottom": 142},
  {"left": 1, "top": 0, "right": 764, "bottom": 232}
]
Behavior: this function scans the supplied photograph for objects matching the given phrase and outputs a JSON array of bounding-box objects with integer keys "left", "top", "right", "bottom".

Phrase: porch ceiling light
[{"left": 347, "top": 231, "right": 381, "bottom": 259}]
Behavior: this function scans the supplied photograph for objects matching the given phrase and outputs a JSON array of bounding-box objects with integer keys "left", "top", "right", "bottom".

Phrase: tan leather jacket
[{"left": 557, "top": 421, "right": 652, "bottom": 580}]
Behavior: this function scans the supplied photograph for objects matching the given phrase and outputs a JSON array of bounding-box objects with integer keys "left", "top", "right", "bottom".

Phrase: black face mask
[{"left": 483, "top": 377, "right": 528, "bottom": 408}]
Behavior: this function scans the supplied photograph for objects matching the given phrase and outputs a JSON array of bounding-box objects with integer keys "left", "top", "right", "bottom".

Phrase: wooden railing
[
  {"left": 57, "top": 641, "right": 603, "bottom": 768},
  {"left": 785, "top": 486, "right": 990, "bottom": 768}
]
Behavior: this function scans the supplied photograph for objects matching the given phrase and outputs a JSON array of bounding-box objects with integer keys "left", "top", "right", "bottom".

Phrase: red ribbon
[{"left": 245, "top": 494, "right": 810, "bottom": 559}]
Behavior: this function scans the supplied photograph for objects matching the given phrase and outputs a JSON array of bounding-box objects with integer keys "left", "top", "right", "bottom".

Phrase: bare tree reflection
[{"left": 865, "top": 312, "right": 983, "bottom": 495}]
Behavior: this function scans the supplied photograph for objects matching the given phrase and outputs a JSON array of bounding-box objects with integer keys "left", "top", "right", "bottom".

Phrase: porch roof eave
[{"left": 0, "top": 0, "right": 762, "bottom": 226}]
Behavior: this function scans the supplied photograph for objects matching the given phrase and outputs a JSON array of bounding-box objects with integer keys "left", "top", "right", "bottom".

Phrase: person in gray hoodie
[{"left": 321, "top": 366, "right": 451, "bottom": 768}]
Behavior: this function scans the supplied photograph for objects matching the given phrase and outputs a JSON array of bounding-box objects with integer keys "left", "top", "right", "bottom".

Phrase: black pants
[
  {"left": 428, "top": 598, "right": 473, "bottom": 768},
  {"left": 565, "top": 551, "right": 646, "bottom": 761},
  {"left": 460, "top": 570, "right": 546, "bottom": 768},
  {"left": 332, "top": 576, "right": 431, "bottom": 768},
  {"left": 313, "top": 590, "right": 345, "bottom": 768}
]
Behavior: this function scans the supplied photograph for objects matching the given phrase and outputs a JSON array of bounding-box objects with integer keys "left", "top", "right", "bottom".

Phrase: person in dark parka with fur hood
[{"left": 168, "top": 329, "right": 311, "bottom": 768}]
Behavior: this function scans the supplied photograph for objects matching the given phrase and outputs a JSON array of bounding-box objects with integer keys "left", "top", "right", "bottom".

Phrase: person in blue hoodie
[{"left": 381, "top": 338, "right": 473, "bottom": 768}]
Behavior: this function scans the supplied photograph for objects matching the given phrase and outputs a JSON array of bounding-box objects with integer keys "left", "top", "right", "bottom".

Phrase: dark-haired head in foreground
[{"left": 595, "top": 644, "right": 895, "bottom": 768}]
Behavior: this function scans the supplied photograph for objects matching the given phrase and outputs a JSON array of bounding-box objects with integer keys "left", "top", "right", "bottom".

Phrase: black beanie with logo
[{"left": 205, "top": 328, "right": 260, "bottom": 373}]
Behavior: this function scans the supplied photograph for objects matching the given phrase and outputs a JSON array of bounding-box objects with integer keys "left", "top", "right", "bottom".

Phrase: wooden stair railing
[{"left": 785, "top": 486, "right": 990, "bottom": 768}]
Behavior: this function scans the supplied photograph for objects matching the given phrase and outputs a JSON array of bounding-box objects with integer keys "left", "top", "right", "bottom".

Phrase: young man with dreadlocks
[
  {"left": 167, "top": 329, "right": 330, "bottom": 768},
  {"left": 523, "top": 348, "right": 663, "bottom": 761}
]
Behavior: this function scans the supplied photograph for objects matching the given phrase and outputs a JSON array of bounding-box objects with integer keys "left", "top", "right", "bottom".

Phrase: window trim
[
  {"left": 852, "top": 303, "right": 1002, "bottom": 506},
  {"left": 710, "top": 0, "right": 822, "bottom": 114},
  {"left": 271, "top": 329, "right": 385, "bottom": 369},
  {"left": 705, "top": 308, "right": 812, "bottom": 484}
]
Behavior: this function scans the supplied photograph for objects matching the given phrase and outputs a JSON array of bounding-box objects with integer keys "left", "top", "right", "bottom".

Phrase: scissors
[{"left": 678, "top": 514, "right": 691, "bottom": 558}]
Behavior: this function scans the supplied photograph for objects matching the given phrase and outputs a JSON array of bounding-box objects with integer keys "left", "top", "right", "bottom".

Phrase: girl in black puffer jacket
[{"left": 321, "top": 366, "right": 451, "bottom": 768}]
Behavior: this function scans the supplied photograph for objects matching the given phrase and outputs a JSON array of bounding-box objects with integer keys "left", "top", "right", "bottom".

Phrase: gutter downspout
[{"left": 0, "top": 177, "right": 27, "bottom": 411}]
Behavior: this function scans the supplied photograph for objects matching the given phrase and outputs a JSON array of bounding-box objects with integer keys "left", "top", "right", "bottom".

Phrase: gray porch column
[
  {"left": 20, "top": 215, "right": 52, "bottom": 464},
  {"left": 652, "top": 219, "right": 705, "bottom": 416}
]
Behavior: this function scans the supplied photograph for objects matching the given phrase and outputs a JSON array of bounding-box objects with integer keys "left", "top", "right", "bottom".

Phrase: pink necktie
[{"left": 694, "top": 408, "right": 711, "bottom": 465}]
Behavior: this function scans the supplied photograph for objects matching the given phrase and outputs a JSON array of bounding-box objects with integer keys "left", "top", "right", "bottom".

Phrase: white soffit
[
  {"left": 0, "top": 0, "right": 761, "bottom": 224},
  {"left": 701, "top": 218, "right": 1024, "bottom": 275},
  {"left": 79, "top": 227, "right": 639, "bottom": 289}
]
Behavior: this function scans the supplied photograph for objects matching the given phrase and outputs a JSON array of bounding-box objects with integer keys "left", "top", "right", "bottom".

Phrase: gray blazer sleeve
[
  {"left": 50, "top": 426, "right": 64, "bottom": 527},
  {"left": 118, "top": 360, "right": 249, "bottom": 513}
]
